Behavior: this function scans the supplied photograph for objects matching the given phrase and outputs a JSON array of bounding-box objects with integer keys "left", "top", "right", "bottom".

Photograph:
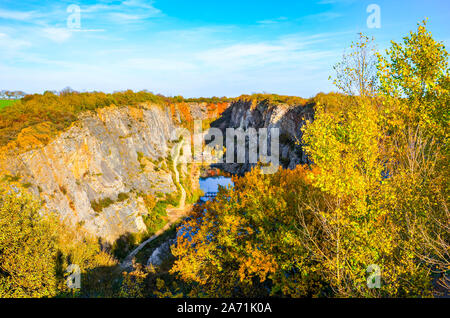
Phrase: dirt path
[
  {"left": 120, "top": 139, "right": 190, "bottom": 270},
  {"left": 171, "top": 140, "right": 186, "bottom": 211}
]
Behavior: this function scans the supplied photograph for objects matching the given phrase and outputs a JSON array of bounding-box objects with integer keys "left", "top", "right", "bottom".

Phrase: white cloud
[
  {"left": 0, "top": 9, "right": 35, "bottom": 21},
  {"left": 0, "top": 32, "right": 31, "bottom": 50},
  {"left": 257, "top": 17, "right": 288, "bottom": 25},
  {"left": 122, "top": 0, "right": 160, "bottom": 10},
  {"left": 304, "top": 11, "right": 343, "bottom": 21},
  {"left": 195, "top": 32, "right": 342, "bottom": 73},
  {"left": 197, "top": 43, "right": 284, "bottom": 67},
  {"left": 41, "top": 28, "right": 72, "bottom": 43},
  {"left": 109, "top": 12, "right": 150, "bottom": 22},
  {"left": 83, "top": 0, "right": 162, "bottom": 22},
  {"left": 124, "top": 58, "right": 196, "bottom": 71}
]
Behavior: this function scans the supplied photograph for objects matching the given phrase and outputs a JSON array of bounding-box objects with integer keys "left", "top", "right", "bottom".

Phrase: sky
[{"left": 1, "top": 0, "right": 449, "bottom": 98}]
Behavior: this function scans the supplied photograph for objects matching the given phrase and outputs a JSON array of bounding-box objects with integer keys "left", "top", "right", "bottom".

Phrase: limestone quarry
[{"left": 0, "top": 99, "right": 312, "bottom": 244}]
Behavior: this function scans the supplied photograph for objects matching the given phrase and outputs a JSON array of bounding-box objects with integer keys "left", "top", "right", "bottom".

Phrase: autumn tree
[
  {"left": 171, "top": 166, "right": 329, "bottom": 297},
  {"left": 377, "top": 20, "right": 449, "bottom": 292},
  {"left": 0, "top": 183, "right": 60, "bottom": 297},
  {"left": 170, "top": 22, "right": 448, "bottom": 297},
  {"left": 0, "top": 182, "right": 119, "bottom": 298},
  {"left": 332, "top": 33, "right": 378, "bottom": 97},
  {"left": 301, "top": 21, "right": 449, "bottom": 296}
]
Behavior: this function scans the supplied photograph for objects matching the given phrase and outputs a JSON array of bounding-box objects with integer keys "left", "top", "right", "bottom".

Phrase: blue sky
[{"left": 1, "top": 0, "right": 449, "bottom": 98}]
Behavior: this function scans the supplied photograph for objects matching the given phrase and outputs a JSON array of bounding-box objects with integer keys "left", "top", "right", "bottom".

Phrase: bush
[{"left": 0, "top": 183, "right": 60, "bottom": 297}]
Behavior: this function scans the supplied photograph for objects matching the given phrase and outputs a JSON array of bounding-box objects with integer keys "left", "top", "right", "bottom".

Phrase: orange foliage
[
  {"left": 171, "top": 165, "right": 326, "bottom": 297},
  {"left": 206, "top": 102, "right": 228, "bottom": 118}
]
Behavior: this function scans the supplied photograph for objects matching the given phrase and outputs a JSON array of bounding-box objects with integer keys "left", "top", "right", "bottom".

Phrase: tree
[
  {"left": 171, "top": 23, "right": 448, "bottom": 297},
  {"left": 0, "top": 183, "right": 60, "bottom": 297},
  {"left": 332, "top": 33, "right": 379, "bottom": 97},
  {"left": 301, "top": 29, "right": 436, "bottom": 296},
  {"left": 377, "top": 19, "right": 449, "bottom": 140},
  {"left": 171, "top": 166, "right": 329, "bottom": 297},
  {"left": 377, "top": 20, "right": 449, "bottom": 293},
  {"left": 0, "top": 182, "right": 118, "bottom": 298}
]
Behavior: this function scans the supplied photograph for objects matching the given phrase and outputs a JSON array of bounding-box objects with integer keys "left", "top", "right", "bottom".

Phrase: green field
[{"left": 0, "top": 99, "right": 17, "bottom": 110}]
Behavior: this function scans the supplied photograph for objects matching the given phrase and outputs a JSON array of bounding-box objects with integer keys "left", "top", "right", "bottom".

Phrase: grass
[
  {"left": 0, "top": 99, "right": 17, "bottom": 110},
  {"left": 90, "top": 192, "right": 130, "bottom": 213}
]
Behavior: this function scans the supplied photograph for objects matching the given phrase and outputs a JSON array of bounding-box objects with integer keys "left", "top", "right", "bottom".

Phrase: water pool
[{"left": 199, "top": 176, "right": 233, "bottom": 201}]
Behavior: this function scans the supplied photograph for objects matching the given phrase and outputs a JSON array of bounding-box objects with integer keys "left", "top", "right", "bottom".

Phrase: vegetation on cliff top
[
  {"left": 0, "top": 87, "right": 311, "bottom": 153},
  {"left": 237, "top": 93, "right": 309, "bottom": 107}
]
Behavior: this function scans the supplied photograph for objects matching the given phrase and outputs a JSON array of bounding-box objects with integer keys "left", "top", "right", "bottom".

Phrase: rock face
[
  {"left": 147, "top": 238, "right": 176, "bottom": 267},
  {"left": 0, "top": 104, "right": 202, "bottom": 243},
  {"left": 0, "top": 99, "right": 311, "bottom": 242},
  {"left": 211, "top": 100, "right": 314, "bottom": 175}
]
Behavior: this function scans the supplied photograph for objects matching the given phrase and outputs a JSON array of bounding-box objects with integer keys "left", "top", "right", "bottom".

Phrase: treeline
[
  {"left": 0, "top": 90, "right": 232, "bottom": 150},
  {"left": 0, "top": 90, "right": 166, "bottom": 149},
  {"left": 237, "top": 93, "right": 309, "bottom": 106},
  {"left": 0, "top": 90, "right": 26, "bottom": 100},
  {"left": 0, "top": 87, "right": 313, "bottom": 152}
]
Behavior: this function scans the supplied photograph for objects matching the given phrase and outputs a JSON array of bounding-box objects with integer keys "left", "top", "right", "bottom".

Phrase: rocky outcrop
[
  {"left": 147, "top": 238, "right": 176, "bottom": 267},
  {"left": 0, "top": 103, "right": 205, "bottom": 243},
  {"left": 211, "top": 99, "right": 314, "bottom": 175}
]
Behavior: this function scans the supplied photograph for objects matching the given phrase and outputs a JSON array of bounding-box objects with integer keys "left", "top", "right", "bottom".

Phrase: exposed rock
[
  {"left": 0, "top": 98, "right": 310, "bottom": 242},
  {"left": 147, "top": 238, "right": 176, "bottom": 267},
  {"left": 0, "top": 104, "right": 200, "bottom": 243},
  {"left": 211, "top": 99, "right": 314, "bottom": 175}
]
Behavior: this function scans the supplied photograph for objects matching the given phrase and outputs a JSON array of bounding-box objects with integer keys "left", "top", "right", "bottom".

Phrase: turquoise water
[
  {"left": 199, "top": 176, "right": 233, "bottom": 201},
  {"left": 178, "top": 176, "right": 234, "bottom": 239}
]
